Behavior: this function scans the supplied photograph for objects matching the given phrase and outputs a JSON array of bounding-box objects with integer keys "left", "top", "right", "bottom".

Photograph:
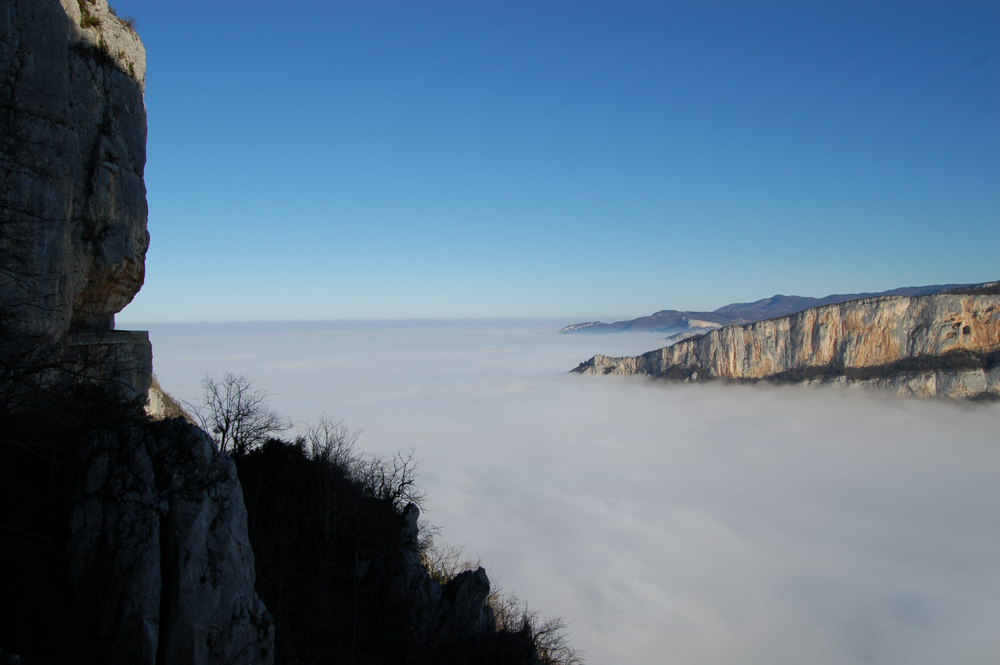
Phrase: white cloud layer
[{"left": 144, "top": 319, "right": 1000, "bottom": 665}]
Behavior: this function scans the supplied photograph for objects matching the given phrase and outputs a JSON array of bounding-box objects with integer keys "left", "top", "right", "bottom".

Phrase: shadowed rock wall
[
  {"left": 69, "top": 420, "right": 273, "bottom": 665},
  {"left": 1, "top": 0, "right": 151, "bottom": 398},
  {"left": 1, "top": 0, "right": 148, "bottom": 335},
  {"left": 0, "top": 4, "right": 274, "bottom": 663}
]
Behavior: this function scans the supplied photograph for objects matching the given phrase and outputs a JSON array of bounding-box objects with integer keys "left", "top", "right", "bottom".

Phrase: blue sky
[{"left": 113, "top": 0, "right": 999, "bottom": 324}]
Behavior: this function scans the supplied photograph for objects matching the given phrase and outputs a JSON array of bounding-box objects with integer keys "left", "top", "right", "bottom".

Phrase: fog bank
[{"left": 145, "top": 320, "right": 1000, "bottom": 665}]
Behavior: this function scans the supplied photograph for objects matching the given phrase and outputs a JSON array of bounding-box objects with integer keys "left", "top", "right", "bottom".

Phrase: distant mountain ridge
[
  {"left": 572, "top": 282, "right": 1000, "bottom": 399},
  {"left": 560, "top": 283, "right": 976, "bottom": 335}
]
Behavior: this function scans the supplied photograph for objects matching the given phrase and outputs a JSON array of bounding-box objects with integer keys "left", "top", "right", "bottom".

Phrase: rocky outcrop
[
  {"left": 0, "top": 0, "right": 151, "bottom": 400},
  {"left": 145, "top": 375, "right": 195, "bottom": 422},
  {"left": 392, "top": 503, "right": 496, "bottom": 639},
  {"left": 0, "top": 5, "right": 273, "bottom": 664},
  {"left": 69, "top": 419, "right": 273, "bottom": 665},
  {"left": 1, "top": 0, "right": 148, "bottom": 335},
  {"left": 574, "top": 287, "right": 1000, "bottom": 399}
]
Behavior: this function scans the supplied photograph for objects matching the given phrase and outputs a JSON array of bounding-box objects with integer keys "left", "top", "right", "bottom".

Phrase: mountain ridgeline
[
  {"left": 561, "top": 283, "right": 975, "bottom": 337},
  {"left": 573, "top": 283, "right": 1000, "bottom": 399}
]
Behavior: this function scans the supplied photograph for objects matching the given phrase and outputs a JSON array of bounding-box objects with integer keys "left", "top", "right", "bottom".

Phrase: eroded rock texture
[
  {"left": 0, "top": 4, "right": 273, "bottom": 663},
  {"left": 0, "top": 0, "right": 152, "bottom": 402},
  {"left": 69, "top": 419, "right": 274, "bottom": 665},
  {"left": 0, "top": 0, "right": 148, "bottom": 337},
  {"left": 392, "top": 503, "right": 496, "bottom": 640},
  {"left": 575, "top": 288, "right": 1000, "bottom": 398}
]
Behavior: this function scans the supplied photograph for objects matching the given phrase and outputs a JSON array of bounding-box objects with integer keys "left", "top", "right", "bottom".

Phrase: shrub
[
  {"left": 236, "top": 430, "right": 582, "bottom": 664},
  {"left": 77, "top": 0, "right": 100, "bottom": 28}
]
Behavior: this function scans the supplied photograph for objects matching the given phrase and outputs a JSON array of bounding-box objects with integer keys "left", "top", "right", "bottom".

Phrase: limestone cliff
[
  {"left": 574, "top": 285, "right": 1000, "bottom": 399},
  {"left": 0, "top": 3, "right": 274, "bottom": 663},
  {"left": 0, "top": 0, "right": 151, "bottom": 400},
  {"left": 69, "top": 420, "right": 273, "bottom": 665},
  {"left": 1, "top": 0, "right": 148, "bottom": 336}
]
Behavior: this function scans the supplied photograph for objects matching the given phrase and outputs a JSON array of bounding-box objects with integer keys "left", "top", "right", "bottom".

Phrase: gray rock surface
[
  {"left": 390, "top": 503, "right": 497, "bottom": 640},
  {"left": 575, "top": 289, "right": 1000, "bottom": 399},
  {"left": 69, "top": 419, "right": 273, "bottom": 665},
  {"left": 1, "top": 5, "right": 272, "bottom": 663},
  {"left": 0, "top": 0, "right": 148, "bottom": 337}
]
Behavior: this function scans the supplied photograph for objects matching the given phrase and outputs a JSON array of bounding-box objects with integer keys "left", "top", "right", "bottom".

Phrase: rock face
[
  {"left": 1, "top": 0, "right": 148, "bottom": 336},
  {"left": 393, "top": 503, "right": 496, "bottom": 639},
  {"left": 69, "top": 419, "right": 273, "bottom": 665},
  {"left": 0, "top": 0, "right": 151, "bottom": 399},
  {"left": 574, "top": 287, "right": 1000, "bottom": 399},
  {"left": 0, "top": 4, "right": 273, "bottom": 663}
]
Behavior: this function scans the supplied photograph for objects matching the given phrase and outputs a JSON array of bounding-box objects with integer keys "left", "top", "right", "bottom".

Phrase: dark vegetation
[
  {"left": 0, "top": 366, "right": 582, "bottom": 664},
  {"left": 237, "top": 438, "right": 556, "bottom": 664},
  {"left": 193, "top": 374, "right": 582, "bottom": 664}
]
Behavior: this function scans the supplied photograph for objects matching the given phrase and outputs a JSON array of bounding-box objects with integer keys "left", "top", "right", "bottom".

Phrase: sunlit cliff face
[{"left": 147, "top": 320, "right": 1000, "bottom": 665}]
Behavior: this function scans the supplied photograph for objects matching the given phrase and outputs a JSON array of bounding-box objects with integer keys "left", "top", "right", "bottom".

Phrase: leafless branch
[{"left": 184, "top": 372, "right": 291, "bottom": 456}]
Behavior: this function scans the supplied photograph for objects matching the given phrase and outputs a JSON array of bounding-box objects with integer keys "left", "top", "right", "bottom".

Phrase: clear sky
[{"left": 113, "top": 0, "right": 999, "bottom": 324}]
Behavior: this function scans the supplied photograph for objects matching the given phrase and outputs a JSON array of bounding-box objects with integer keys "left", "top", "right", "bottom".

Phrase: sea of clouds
[{"left": 142, "top": 319, "right": 1000, "bottom": 665}]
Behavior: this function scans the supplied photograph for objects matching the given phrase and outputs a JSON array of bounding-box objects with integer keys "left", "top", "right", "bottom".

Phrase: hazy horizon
[
  {"left": 143, "top": 319, "right": 1000, "bottom": 665},
  {"left": 119, "top": 279, "right": 996, "bottom": 327}
]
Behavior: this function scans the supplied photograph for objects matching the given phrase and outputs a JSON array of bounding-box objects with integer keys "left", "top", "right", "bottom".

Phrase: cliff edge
[
  {"left": 0, "top": 3, "right": 274, "bottom": 663},
  {"left": 1, "top": 0, "right": 151, "bottom": 400},
  {"left": 574, "top": 285, "right": 1000, "bottom": 399}
]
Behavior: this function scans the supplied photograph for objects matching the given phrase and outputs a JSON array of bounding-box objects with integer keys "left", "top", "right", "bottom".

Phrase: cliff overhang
[{"left": 1, "top": 0, "right": 152, "bottom": 404}]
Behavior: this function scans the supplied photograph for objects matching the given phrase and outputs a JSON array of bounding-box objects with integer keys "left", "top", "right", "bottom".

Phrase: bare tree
[
  {"left": 304, "top": 413, "right": 360, "bottom": 466},
  {"left": 489, "top": 591, "right": 584, "bottom": 665},
  {"left": 351, "top": 448, "right": 425, "bottom": 510},
  {"left": 185, "top": 372, "right": 291, "bottom": 456},
  {"left": 419, "top": 541, "right": 482, "bottom": 585}
]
